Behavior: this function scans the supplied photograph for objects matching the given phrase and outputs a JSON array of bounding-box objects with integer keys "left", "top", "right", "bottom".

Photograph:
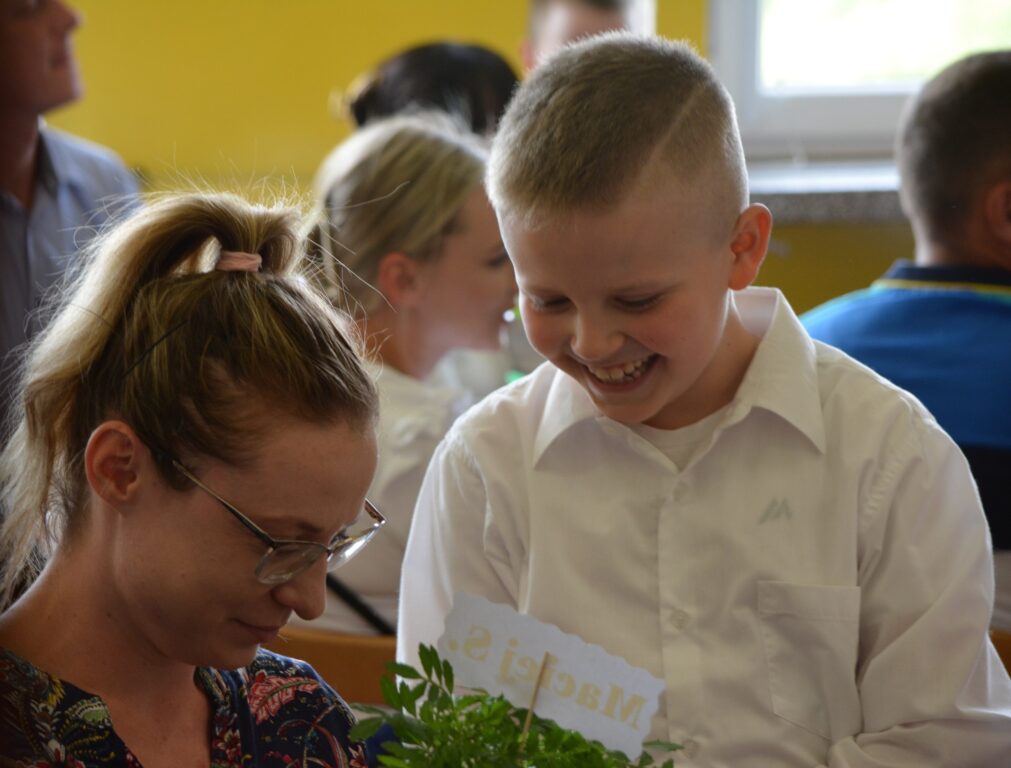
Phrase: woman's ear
[
  {"left": 728, "top": 203, "right": 773, "bottom": 291},
  {"left": 84, "top": 421, "right": 145, "bottom": 507},
  {"left": 375, "top": 252, "right": 423, "bottom": 308}
]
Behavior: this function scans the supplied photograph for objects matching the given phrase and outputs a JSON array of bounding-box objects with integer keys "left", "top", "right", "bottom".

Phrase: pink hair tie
[{"left": 216, "top": 250, "right": 262, "bottom": 272}]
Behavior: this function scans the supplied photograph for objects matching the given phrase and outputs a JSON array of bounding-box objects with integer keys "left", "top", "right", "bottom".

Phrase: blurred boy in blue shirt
[{"left": 804, "top": 51, "right": 1011, "bottom": 629}]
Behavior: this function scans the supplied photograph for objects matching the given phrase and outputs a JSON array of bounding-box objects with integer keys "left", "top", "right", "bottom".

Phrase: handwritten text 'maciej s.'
[{"left": 437, "top": 593, "right": 664, "bottom": 757}]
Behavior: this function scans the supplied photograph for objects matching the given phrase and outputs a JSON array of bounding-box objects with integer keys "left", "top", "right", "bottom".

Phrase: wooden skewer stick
[{"left": 520, "top": 651, "right": 554, "bottom": 751}]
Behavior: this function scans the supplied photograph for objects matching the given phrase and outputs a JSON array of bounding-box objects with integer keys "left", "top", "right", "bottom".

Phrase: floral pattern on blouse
[{"left": 0, "top": 647, "right": 369, "bottom": 768}]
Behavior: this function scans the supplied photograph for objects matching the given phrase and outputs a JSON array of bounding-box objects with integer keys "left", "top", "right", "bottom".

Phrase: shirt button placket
[{"left": 658, "top": 478, "right": 701, "bottom": 748}]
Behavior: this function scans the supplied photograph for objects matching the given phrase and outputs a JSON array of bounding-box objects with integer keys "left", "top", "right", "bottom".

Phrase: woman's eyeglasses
[{"left": 170, "top": 459, "right": 384, "bottom": 586}]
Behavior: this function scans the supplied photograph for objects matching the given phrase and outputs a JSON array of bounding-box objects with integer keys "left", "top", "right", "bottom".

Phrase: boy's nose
[
  {"left": 271, "top": 559, "right": 328, "bottom": 621},
  {"left": 569, "top": 314, "right": 623, "bottom": 363}
]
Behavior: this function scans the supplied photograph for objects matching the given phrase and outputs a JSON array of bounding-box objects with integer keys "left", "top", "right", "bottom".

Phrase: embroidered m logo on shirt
[{"left": 758, "top": 498, "right": 792, "bottom": 524}]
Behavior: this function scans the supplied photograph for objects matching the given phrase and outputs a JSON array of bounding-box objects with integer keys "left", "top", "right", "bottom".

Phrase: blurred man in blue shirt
[
  {"left": 804, "top": 51, "right": 1011, "bottom": 628},
  {"left": 1, "top": 0, "right": 138, "bottom": 438}
]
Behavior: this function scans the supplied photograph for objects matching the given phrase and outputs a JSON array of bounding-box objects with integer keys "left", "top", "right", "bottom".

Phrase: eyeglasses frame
[{"left": 169, "top": 458, "right": 384, "bottom": 584}]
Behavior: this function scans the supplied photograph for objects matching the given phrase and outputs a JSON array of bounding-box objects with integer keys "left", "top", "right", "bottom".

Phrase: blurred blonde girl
[{"left": 307, "top": 114, "right": 516, "bottom": 634}]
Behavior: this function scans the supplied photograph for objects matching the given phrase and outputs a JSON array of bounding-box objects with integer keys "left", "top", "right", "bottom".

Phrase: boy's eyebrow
[
  {"left": 520, "top": 280, "right": 678, "bottom": 295},
  {"left": 612, "top": 280, "right": 677, "bottom": 294},
  {"left": 519, "top": 283, "right": 562, "bottom": 295}
]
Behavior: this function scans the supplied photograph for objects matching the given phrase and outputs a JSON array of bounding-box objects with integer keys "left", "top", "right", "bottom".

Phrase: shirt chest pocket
[{"left": 757, "top": 581, "right": 862, "bottom": 741}]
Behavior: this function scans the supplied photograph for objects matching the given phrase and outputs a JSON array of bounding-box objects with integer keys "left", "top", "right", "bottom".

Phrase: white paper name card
[{"left": 437, "top": 592, "right": 664, "bottom": 757}]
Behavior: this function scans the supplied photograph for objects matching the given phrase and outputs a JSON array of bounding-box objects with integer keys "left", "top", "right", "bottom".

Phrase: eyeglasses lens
[
  {"left": 325, "top": 531, "right": 379, "bottom": 571},
  {"left": 256, "top": 543, "right": 324, "bottom": 585},
  {"left": 254, "top": 506, "right": 384, "bottom": 585}
]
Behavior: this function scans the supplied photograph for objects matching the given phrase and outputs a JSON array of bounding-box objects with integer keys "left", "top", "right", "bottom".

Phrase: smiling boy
[{"left": 397, "top": 34, "right": 1011, "bottom": 765}]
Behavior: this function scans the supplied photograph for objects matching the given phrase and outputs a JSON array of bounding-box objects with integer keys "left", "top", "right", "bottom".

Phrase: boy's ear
[
  {"left": 728, "top": 204, "right": 773, "bottom": 291},
  {"left": 375, "top": 252, "right": 423, "bottom": 308},
  {"left": 84, "top": 421, "right": 145, "bottom": 508},
  {"left": 983, "top": 180, "right": 1011, "bottom": 259}
]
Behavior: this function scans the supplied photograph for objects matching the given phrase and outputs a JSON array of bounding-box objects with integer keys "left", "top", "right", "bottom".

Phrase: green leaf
[
  {"left": 418, "top": 644, "right": 437, "bottom": 679},
  {"left": 441, "top": 658, "right": 454, "bottom": 692},
  {"left": 642, "top": 740, "right": 683, "bottom": 752},
  {"left": 376, "top": 756, "right": 412, "bottom": 768},
  {"left": 381, "top": 740, "right": 416, "bottom": 757},
  {"left": 403, "top": 681, "right": 426, "bottom": 711},
  {"left": 379, "top": 673, "right": 402, "bottom": 708},
  {"left": 387, "top": 661, "right": 423, "bottom": 679},
  {"left": 349, "top": 716, "right": 384, "bottom": 742},
  {"left": 365, "top": 644, "right": 678, "bottom": 768}
]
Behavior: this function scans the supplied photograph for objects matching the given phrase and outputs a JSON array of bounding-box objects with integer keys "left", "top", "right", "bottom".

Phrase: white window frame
[{"left": 708, "top": 0, "right": 917, "bottom": 163}]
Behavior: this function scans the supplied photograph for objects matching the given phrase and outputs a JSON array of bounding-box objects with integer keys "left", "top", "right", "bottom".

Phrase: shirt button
[
  {"left": 671, "top": 608, "right": 690, "bottom": 629},
  {"left": 681, "top": 738, "right": 700, "bottom": 758}
]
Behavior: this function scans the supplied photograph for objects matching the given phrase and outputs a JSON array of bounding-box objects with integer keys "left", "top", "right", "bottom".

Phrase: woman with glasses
[
  {"left": 0, "top": 193, "right": 382, "bottom": 766},
  {"left": 305, "top": 113, "right": 516, "bottom": 635}
]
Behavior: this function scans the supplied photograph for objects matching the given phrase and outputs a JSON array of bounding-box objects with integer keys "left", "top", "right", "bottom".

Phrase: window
[{"left": 709, "top": 0, "right": 1011, "bottom": 163}]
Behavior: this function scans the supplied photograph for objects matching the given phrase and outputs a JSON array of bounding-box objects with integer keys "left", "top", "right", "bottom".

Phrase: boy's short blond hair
[{"left": 488, "top": 33, "right": 747, "bottom": 232}]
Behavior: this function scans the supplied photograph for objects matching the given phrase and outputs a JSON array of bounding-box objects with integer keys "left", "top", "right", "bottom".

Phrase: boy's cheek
[{"left": 520, "top": 315, "right": 562, "bottom": 359}]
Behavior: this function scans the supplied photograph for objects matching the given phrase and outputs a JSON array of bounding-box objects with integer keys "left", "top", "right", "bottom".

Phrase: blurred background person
[
  {"left": 0, "top": 0, "right": 138, "bottom": 440},
  {"left": 803, "top": 51, "right": 1011, "bottom": 630},
  {"left": 521, "top": 0, "right": 655, "bottom": 71},
  {"left": 345, "top": 40, "right": 519, "bottom": 138},
  {"left": 342, "top": 38, "right": 537, "bottom": 400},
  {"left": 303, "top": 113, "right": 516, "bottom": 634}
]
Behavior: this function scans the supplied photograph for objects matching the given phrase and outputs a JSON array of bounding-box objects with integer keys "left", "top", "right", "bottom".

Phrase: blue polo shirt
[{"left": 803, "top": 261, "right": 1011, "bottom": 548}]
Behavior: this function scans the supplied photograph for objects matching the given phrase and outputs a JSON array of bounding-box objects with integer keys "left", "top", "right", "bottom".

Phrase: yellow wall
[
  {"left": 761, "top": 223, "right": 910, "bottom": 313},
  {"left": 51, "top": 0, "right": 706, "bottom": 192},
  {"left": 657, "top": 0, "right": 707, "bottom": 51},
  {"left": 49, "top": 0, "right": 909, "bottom": 313},
  {"left": 50, "top": 1, "right": 525, "bottom": 193}
]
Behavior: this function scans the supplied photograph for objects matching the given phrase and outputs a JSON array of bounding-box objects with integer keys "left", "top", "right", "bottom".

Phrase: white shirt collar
[{"left": 533, "top": 287, "right": 826, "bottom": 464}]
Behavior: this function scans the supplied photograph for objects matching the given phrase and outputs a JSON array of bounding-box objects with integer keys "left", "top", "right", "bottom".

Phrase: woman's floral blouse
[{"left": 0, "top": 647, "right": 369, "bottom": 767}]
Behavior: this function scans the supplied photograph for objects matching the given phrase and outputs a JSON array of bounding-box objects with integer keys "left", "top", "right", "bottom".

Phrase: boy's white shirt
[
  {"left": 398, "top": 286, "right": 1011, "bottom": 766},
  {"left": 291, "top": 362, "right": 466, "bottom": 634}
]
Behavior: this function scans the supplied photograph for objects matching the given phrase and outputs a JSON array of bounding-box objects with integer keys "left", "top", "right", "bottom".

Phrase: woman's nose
[{"left": 271, "top": 558, "right": 328, "bottom": 621}]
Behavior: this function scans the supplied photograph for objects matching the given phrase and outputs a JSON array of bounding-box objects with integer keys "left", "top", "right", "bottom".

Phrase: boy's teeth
[{"left": 587, "top": 357, "right": 651, "bottom": 383}]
